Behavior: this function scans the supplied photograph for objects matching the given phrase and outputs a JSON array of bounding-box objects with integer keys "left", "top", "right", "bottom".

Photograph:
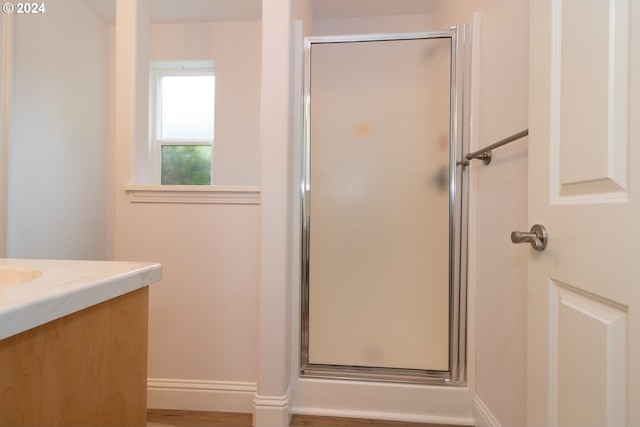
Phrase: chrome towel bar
[{"left": 460, "top": 129, "right": 528, "bottom": 167}]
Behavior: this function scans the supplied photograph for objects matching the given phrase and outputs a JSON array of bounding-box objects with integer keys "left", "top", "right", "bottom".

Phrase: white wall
[
  {"left": 0, "top": 15, "right": 11, "bottom": 256},
  {"left": 119, "top": 201, "right": 261, "bottom": 411},
  {"left": 10, "top": 0, "right": 528, "bottom": 425},
  {"left": 114, "top": 16, "right": 263, "bottom": 412},
  {"left": 431, "top": 2, "right": 529, "bottom": 426},
  {"left": 8, "top": 0, "right": 109, "bottom": 259},
  {"left": 0, "top": 0, "right": 529, "bottom": 424},
  {"left": 149, "top": 21, "right": 261, "bottom": 185},
  {"left": 254, "top": 1, "right": 294, "bottom": 425},
  {"left": 313, "top": 14, "right": 432, "bottom": 35}
]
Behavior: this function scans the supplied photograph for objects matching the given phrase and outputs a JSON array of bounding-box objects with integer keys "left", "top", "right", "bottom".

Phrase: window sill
[{"left": 124, "top": 185, "right": 261, "bottom": 205}]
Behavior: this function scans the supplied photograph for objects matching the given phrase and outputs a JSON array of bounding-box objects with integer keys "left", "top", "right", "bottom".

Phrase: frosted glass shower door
[{"left": 307, "top": 36, "right": 452, "bottom": 372}]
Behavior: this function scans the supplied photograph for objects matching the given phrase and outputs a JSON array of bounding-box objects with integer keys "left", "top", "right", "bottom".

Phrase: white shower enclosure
[{"left": 301, "top": 26, "right": 471, "bottom": 384}]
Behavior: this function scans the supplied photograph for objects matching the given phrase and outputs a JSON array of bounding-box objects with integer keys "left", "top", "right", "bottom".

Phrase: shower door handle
[{"left": 511, "top": 224, "right": 548, "bottom": 251}]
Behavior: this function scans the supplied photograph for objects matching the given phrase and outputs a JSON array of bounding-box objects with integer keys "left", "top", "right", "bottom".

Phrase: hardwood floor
[
  {"left": 147, "top": 409, "right": 455, "bottom": 427},
  {"left": 290, "top": 414, "right": 450, "bottom": 426},
  {"left": 147, "top": 409, "right": 251, "bottom": 427}
]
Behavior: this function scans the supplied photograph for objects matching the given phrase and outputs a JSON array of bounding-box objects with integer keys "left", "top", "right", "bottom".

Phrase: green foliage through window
[
  {"left": 150, "top": 62, "right": 215, "bottom": 185},
  {"left": 161, "top": 145, "right": 212, "bottom": 185}
]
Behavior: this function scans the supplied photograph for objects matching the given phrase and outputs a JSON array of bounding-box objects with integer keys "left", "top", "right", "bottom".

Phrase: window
[{"left": 150, "top": 62, "right": 215, "bottom": 185}]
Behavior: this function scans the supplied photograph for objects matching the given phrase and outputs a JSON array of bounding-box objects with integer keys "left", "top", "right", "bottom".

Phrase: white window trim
[
  {"left": 124, "top": 185, "right": 260, "bottom": 205},
  {"left": 132, "top": 61, "right": 260, "bottom": 204},
  {"left": 149, "top": 61, "right": 215, "bottom": 185}
]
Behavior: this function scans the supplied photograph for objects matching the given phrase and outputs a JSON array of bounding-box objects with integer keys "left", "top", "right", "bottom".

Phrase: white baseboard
[
  {"left": 147, "top": 378, "right": 257, "bottom": 413},
  {"left": 253, "top": 386, "right": 292, "bottom": 427},
  {"left": 293, "top": 377, "right": 474, "bottom": 426},
  {"left": 472, "top": 394, "right": 502, "bottom": 427},
  {"left": 294, "top": 407, "right": 474, "bottom": 426}
]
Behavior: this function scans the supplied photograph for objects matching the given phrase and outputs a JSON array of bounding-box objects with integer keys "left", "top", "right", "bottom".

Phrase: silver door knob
[{"left": 511, "top": 224, "right": 548, "bottom": 251}]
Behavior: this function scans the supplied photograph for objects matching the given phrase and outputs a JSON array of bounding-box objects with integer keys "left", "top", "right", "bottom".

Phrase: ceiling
[{"left": 81, "top": 0, "right": 437, "bottom": 24}]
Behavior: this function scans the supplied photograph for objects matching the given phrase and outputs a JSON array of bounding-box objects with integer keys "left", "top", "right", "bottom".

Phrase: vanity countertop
[{"left": 0, "top": 258, "right": 162, "bottom": 340}]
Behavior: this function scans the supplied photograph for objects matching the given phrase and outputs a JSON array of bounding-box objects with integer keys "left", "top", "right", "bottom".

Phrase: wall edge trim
[{"left": 472, "top": 393, "right": 502, "bottom": 427}]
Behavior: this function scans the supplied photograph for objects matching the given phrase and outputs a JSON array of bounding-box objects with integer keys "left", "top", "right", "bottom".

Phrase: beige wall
[
  {"left": 111, "top": 0, "right": 529, "bottom": 424},
  {"left": 119, "top": 201, "right": 260, "bottom": 410},
  {"left": 8, "top": 0, "right": 109, "bottom": 259},
  {"left": 431, "top": 2, "right": 529, "bottom": 426},
  {"left": 314, "top": 14, "right": 432, "bottom": 35},
  {"left": 114, "top": 12, "right": 262, "bottom": 412},
  {"left": 149, "top": 22, "right": 261, "bottom": 185},
  {"left": 2, "top": 0, "right": 529, "bottom": 423}
]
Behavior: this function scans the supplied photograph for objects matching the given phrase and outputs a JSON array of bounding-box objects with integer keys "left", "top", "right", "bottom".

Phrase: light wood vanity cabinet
[{"left": 0, "top": 287, "right": 149, "bottom": 426}]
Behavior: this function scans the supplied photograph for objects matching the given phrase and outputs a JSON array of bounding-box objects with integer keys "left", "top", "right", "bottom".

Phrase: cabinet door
[{"left": 0, "top": 289, "right": 149, "bottom": 426}]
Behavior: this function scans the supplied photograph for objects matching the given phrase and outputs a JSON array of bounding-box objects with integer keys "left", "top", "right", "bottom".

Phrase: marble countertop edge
[{"left": 0, "top": 259, "right": 162, "bottom": 340}]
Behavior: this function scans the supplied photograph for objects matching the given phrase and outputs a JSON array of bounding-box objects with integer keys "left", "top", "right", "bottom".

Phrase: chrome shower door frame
[{"left": 300, "top": 25, "right": 471, "bottom": 385}]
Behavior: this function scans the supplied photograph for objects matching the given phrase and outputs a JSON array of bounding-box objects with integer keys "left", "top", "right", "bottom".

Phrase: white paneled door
[{"left": 528, "top": 1, "right": 639, "bottom": 426}]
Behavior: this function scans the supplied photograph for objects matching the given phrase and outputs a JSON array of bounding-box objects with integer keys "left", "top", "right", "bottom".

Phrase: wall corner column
[
  {"left": 255, "top": 0, "right": 294, "bottom": 425},
  {"left": 113, "top": 0, "right": 149, "bottom": 260},
  {"left": 0, "top": 14, "right": 13, "bottom": 257}
]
